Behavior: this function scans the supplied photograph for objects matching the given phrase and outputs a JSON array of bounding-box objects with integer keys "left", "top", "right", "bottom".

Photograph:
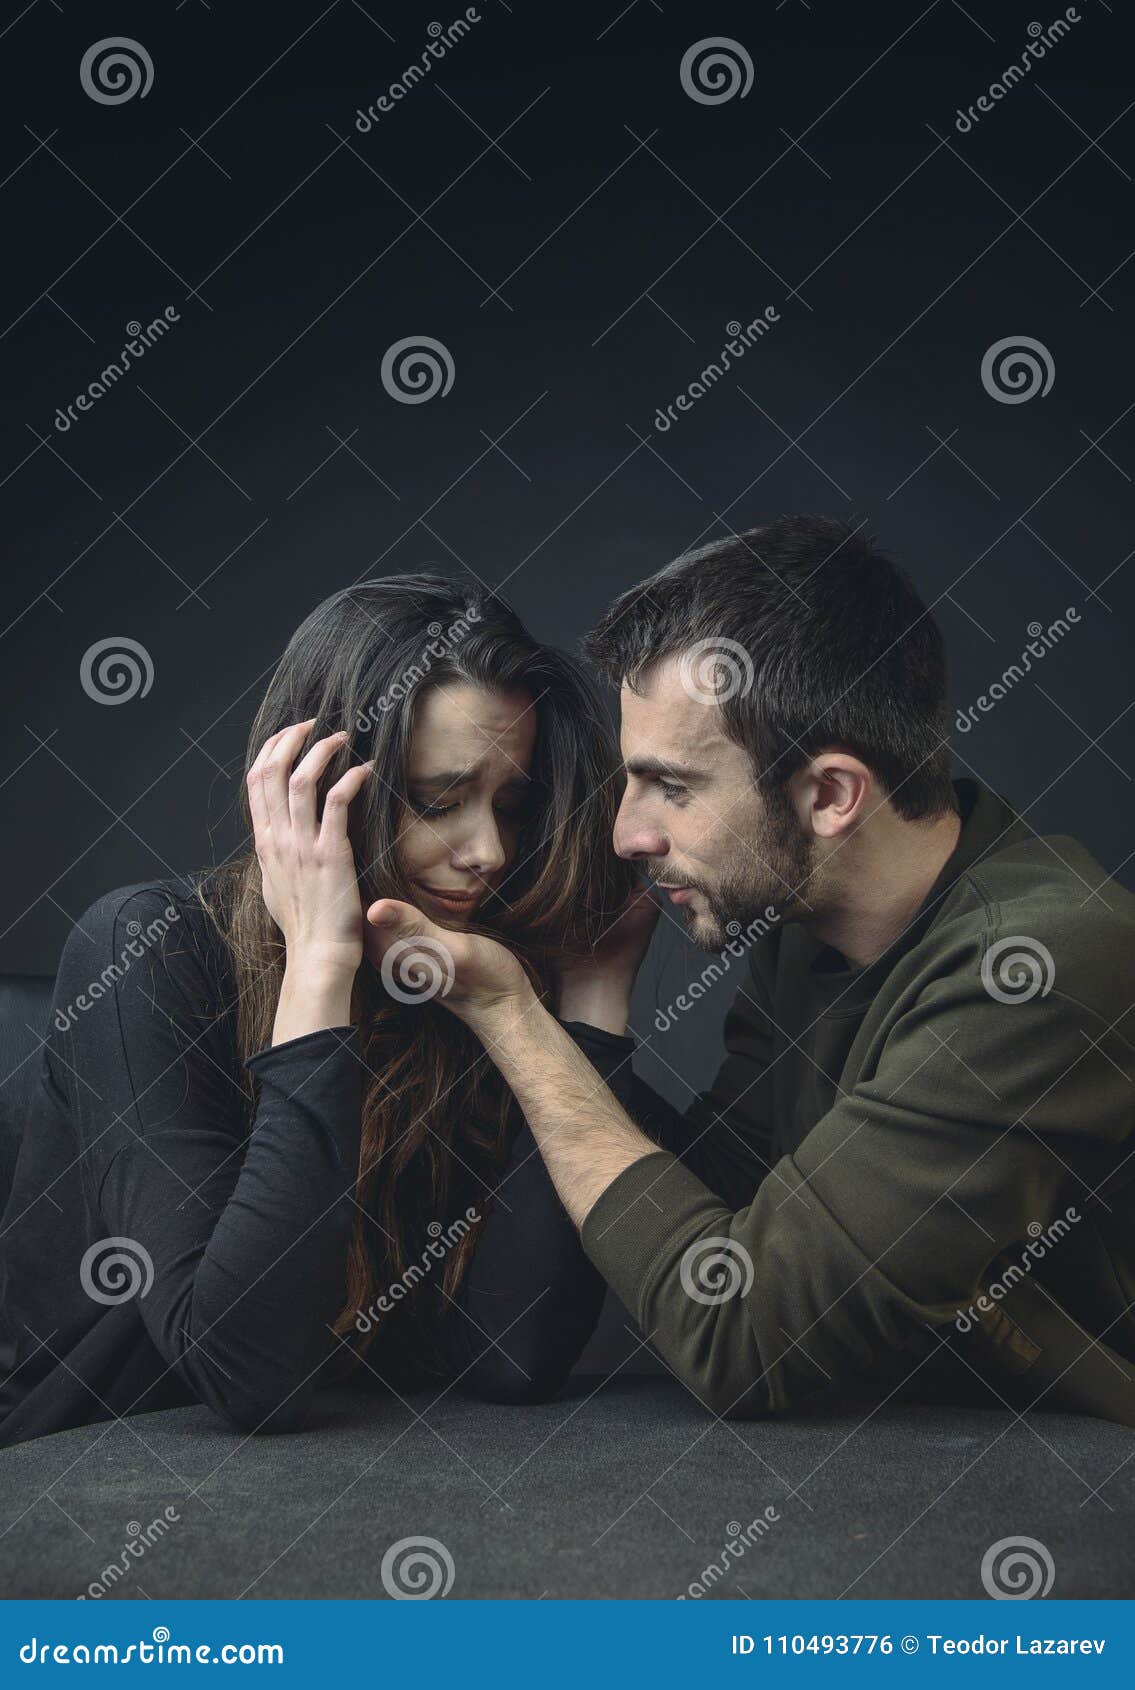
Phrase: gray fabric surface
[{"left": 2, "top": 1374, "right": 1132, "bottom": 1599}]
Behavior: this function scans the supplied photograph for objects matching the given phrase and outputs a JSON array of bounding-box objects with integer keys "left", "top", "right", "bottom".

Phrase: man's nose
[{"left": 613, "top": 795, "right": 668, "bottom": 862}]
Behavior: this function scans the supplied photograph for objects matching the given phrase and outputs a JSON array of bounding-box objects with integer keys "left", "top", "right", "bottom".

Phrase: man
[{"left": 369, "top": 515, "right": 1135, "bottom": 1425}]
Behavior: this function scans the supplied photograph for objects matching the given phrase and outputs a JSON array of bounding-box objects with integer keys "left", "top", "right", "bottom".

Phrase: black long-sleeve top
[{"left": 0, "top": 879, "right": 629, "bottom": 1448}]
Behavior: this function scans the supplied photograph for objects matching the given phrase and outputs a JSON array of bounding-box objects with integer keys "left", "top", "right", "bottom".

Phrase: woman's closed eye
[{"left": 408, "top": 792, "right": 538, "bottom": 820}]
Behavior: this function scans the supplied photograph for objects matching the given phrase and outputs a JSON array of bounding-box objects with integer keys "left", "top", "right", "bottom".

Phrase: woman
[{"left": 0, "top": 575, "right": 636, "bottom": 1446}]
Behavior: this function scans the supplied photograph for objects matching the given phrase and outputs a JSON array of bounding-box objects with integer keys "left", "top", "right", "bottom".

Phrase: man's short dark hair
[{"left": 583, "top": 514, "right": 955, "bottom": 822}]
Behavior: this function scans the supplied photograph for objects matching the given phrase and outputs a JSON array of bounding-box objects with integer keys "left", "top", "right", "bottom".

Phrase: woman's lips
[{"left": 414, "top": 881, "right": 481, "bottom": 912}]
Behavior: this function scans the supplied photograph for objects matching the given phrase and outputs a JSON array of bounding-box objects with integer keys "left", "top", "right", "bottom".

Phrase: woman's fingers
[
  {"left": 319, "top": 760, "right": 374, "bottom": 847},
  {"left": 254, "top": 720, "right": 316, "bottom": 835},
  {"left": 287, "top": 730, "right": 351, "bottom": 840},
  {"left": 248, "top": 720, "right": 310, "bottom": 845}
]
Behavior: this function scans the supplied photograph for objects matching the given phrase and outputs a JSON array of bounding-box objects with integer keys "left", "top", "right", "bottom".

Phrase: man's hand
[
  {"left": 557, "top": 886, "right": 660, "bottom": 1034},
  {"left": 364, "top": 898, "right": 534, "bottom": 1031},
  {"left": 367, "top": 897, "right": 656, "bottom": 1227}
]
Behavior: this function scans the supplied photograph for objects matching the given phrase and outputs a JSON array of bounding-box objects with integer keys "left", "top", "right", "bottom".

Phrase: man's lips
[{"left": 654, "top": 881, "right": 696, "bottom": 906}]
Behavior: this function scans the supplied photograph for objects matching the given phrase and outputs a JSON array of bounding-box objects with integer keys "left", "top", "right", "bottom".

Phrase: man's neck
[{"left": 811, "top": 806, "right": 963, "bottom": 968}]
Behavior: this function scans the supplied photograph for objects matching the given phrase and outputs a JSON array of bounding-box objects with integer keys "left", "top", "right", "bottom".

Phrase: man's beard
[{"left": 660, "top": 787, "right": 817, "bottom": 952}]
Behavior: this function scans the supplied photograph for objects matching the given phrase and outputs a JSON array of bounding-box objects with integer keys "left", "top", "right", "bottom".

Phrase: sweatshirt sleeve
[
  {"left": 445, "top": 1021, "right": 635, "bottom": 1401},
  {"left": 53, "top": 886, "right": 364, "bottom": 1434},
  {"left": 579, "top": 964, "right": 1134, "bottom": 1418},
  {"left": 590, "top": 959, "right": 779, "bottom": 1204}
]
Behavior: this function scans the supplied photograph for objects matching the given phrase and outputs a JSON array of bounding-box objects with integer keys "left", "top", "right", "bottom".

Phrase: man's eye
[{"left": 659, "top": 781, "right": 689, "bottom": 803}]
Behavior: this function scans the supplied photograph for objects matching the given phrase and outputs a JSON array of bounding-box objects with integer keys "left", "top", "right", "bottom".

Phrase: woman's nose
[{"left": 452, "top": 816, "right": 506, "bottom": 877}]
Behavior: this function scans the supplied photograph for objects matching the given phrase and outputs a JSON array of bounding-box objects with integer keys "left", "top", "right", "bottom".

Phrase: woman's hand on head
[
  {"left": 363, "top": 897, "right": 532, "bottom": 1032},
  {"left": 247, "top": 719, "right": 374, "bottom": 986}
]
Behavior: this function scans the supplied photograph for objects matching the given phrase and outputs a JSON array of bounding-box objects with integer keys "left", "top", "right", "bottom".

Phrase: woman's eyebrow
[{"left": 410, "top": 768, "right": 477, "bottom": 788}]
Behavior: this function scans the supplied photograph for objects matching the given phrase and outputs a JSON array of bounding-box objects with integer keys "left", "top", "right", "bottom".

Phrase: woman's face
[{"left": 396, "top": 681, "right": 538, "bottom": 924}]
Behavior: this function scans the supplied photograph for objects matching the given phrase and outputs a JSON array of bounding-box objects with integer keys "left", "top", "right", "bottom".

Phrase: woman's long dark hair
[{"left": 198, "top": 574, "right": 634, "bottom": 1377}]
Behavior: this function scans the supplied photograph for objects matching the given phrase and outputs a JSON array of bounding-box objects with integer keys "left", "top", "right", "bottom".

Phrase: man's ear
[{"left": 802, "top": 754, "right": 872, "bottom": 840}]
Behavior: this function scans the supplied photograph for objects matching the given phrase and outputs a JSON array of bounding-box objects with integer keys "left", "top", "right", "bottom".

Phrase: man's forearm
[{"left": 470, "top": 990, "right": 658, "bottom": 1227}]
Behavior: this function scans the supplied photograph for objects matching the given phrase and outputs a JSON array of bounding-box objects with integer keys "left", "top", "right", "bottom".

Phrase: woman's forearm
[{"left": 272, "top": 956, "right": 355, "bottom": 1045}]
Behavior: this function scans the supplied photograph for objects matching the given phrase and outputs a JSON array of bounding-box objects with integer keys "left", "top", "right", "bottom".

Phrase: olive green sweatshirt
[{"left": 580, "top": 779, "right": 1135, "bottom": 1425}]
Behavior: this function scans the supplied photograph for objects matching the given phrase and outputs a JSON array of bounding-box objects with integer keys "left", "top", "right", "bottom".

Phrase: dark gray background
[{"left": 3, "top": 0, "right": 1132, "bottom": 1208}]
